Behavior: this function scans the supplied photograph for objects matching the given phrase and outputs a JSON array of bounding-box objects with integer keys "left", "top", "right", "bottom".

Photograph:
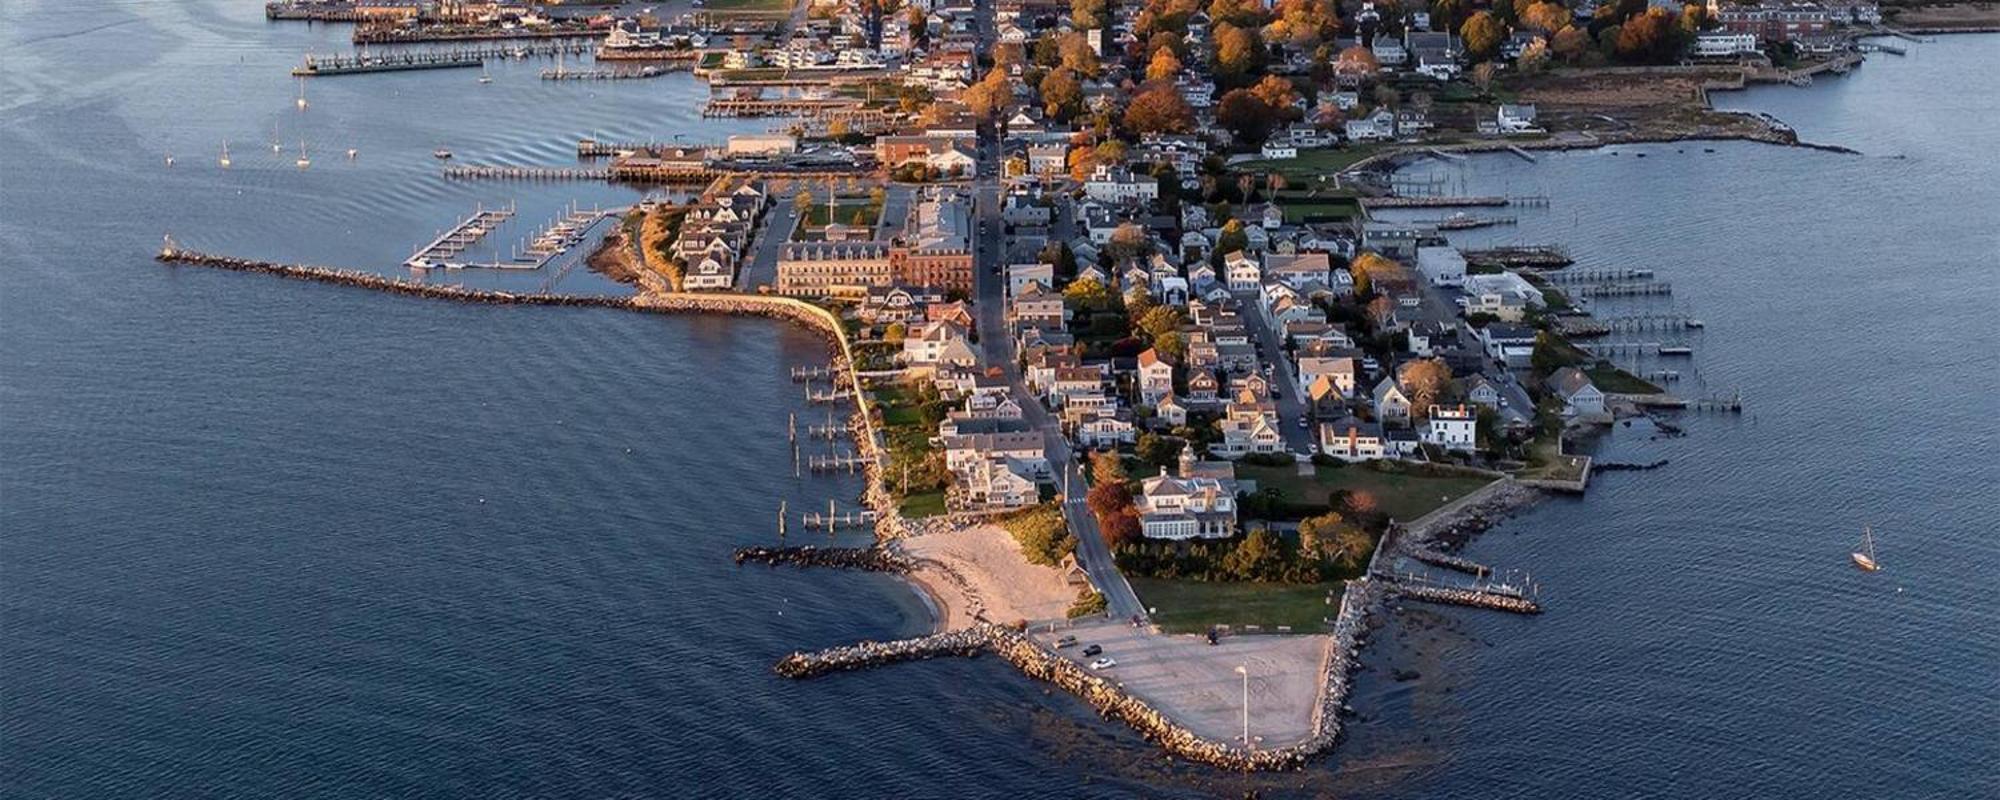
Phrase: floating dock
[
  {"left": 443, "top": 164, "right": 611, "bottom": 181},
  {"left": 405, "top": 204, "right": 516, "bottom": 269},
  {"left": 293, "top": 50, "right": 482, "bottom": 76}
]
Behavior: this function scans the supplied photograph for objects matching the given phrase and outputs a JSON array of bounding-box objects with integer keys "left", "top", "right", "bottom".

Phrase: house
[
  {"left": 1694, "top": 32, "right": 1762, "bottom": 56},
  {"left": 1137, "top": 347, "right": 1175, "bottom": 406},
  {"left": 1214, "top": 413, "right": 1284, "bottom": 458},
  {"left": 1464, "top": 374, "right": 1504, "bottom": 409},
  {"left": 1415, "top": 245, "right": 1467, "bottom": 287},
  {"left": 1372, "top": 376, "right": 1413, "bottom": 425},
  {"left": 1048, "top": 366, "right": 1109, "bottom": 406},
  {"left": 1296, "top": 356, "right": 1359, "bottom": 398},
  {"left": 1156, "top": 394, "right": 1189, "bottom": 427},
  {"left": 943, "top": 430, "right": 1050, "bottom": 475},
  {"left": 1263, "top": 252, "right": 1331, "bottom": 289},
  {"left": 1319, "top": 417, "right": 1387, "bottom": 462},
  {"left": 1496, "top": 104, "right": 1540, "bottom": 134},
  {"left": 1009, "top": 283, "right": 1067, "bottom": 328},
  {"left": 1224, "top": 250, "right": 1262, "bottom": 291},
  {"left": 1462, "top": 272, "right": 1544, "bottom": 322},
  {"left": 1027, "top": 142, "right": 1068, "bottom": 176},
  {"left": 859, "top": 284, "right": 945, "bottom": 325},
  {"left": 1546, "top": 366, "right": 1608, "bottom": 417},
  {"left": 1360, "top": 222, "right": 1422, "bottom": 259},
  {"left": 1286, "top": 123, "right": 1335, "bottom": 149},
  {"left": 1421, "top": 405, "right": 1478, "bottom": 452},
  {"left": 1006, "top": 264, "right": 1054, "bottom": 299},
  {"left": 1001, "top": 193, "right": 1053, "bottom": 226},
  {"left": 1137, "top": 446, "right": 1240, "bottom": 540},
  {"left": 1305, "top": 374, "right": 1347, "bottom": 416},
  {"left": 683, "top": 255, "right": 735, "bottom": 290},
  {"left": 903, "top": 319, "right": 976, "bottom": 367},
  {"left": 1345, "top": 108, "right": 1398, "bottom": 142},
  {"left": 961, "top": 456, "right": 1041, "bottom": 510},
  {"left": 1082, "top": 164, "right": 1159, "bottom": 204},
  {"left": 1186, "top": 369, "right": 1221, "bottom": 405},
  {"left": 1479, "top": 323, "right": 1539, "bottom": 368}
]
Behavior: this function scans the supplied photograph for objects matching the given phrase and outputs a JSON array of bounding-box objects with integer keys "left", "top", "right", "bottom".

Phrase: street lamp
[{"left": 1234, "top": 664, "right": 1249, "bottom": 747}]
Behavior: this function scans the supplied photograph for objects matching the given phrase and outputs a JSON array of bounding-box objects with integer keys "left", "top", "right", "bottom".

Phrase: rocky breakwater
[
  {"left": 156, "top": 248, "right": 632, "bottom": 308},
  {"left": 779, "top": 623, "right": 1362, "bottom": 771},
  {"left": 773, "top": 627, "right": 992, "bottom": 678},
  {"left": 1398, "top": 479, "right": 1544, "bottom": 553},
  {"left": 732, "top": 545, "right": 911, "bottom": 573}
]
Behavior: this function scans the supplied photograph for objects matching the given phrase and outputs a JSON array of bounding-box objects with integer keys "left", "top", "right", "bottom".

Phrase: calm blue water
[{"left": 3, "top": 2, "right": 1994, "bottom": 796}]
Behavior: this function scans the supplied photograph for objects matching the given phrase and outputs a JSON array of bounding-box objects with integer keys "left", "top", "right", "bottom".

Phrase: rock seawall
[{"left": 733, "top": 545, "right": 912, "bottom": 573}]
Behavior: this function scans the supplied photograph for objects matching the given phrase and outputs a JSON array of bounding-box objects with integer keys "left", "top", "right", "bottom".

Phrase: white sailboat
[
  {"left": 295, "top": 77, "right": 309, "bottom": 110},
  {"left": 295, "top": 139, "right": 311, "bottom": 170},
  {"left": 479, "top": 64, "right": 493, "bottom": 84},
  {"left": 1851, "top": 525, "right": 1880, "bottom": 572},
  {"left": 218, "top": 141, "right": 230, "bottom": 168}
]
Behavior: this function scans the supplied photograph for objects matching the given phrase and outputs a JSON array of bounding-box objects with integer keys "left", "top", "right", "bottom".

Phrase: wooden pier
[
  {"left": 1363, "top": 195, "right": 1510, "bottom": 209},
  {"left": 701, "top": 98, "right": 863, "bottom": 118},
  {"left": 790, "top": 364, "right": 835, "bottom": 381},
  {"left": 578, "top": 138, "right": 721, "bottom": 158},
  {"left": 541, "top": 64, "right": 684, "bottom": 81},
  {"left": 1541, "top": 268, "right": 1656, "bottom": 284},
  {"left": 801, "top": 509, "right": 878, "bottom": 531},
  {"left": 353, "top": 26, "right": 607, "bottom": 45},
  {"left": 442, "top": 164, "right": 611, "bottom": 181},
  {"left": 806, "top": 451, "right": 870, "bottom": 473},
  {"left": 1570, "top": 281, "right": 1672, "bottom": 298},
  {"left": 405, "top": 204, "right": 515, "bottom": 269},
  {"left": 293, "top": 50, "right": 482, "bottom": 76}
]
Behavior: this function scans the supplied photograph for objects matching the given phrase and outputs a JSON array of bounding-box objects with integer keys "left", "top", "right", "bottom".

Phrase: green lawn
[
  {"left": 794, "top": 199, "right": 882, "bottom": 232},
  {"left": 1128, "top": 577, "right": 1341, "bottom": 634},
  {"left": 701, "top": 0, "right": 794, "bottom": 13},
  {"left": 1238, "top": 463, "right": 1494, "bottom": 522},
  {"left": 880, "top": 404, "right": 923, "bottom": 427},
  {"left": 1236, "top": 146, "right": 1384, "bottom": 182},
  {"left": 1586, "top": 365, "right": 1663, "bottom": 395},
  {"left": 899, "top": 490, "right": 947, "bottom": 518}
]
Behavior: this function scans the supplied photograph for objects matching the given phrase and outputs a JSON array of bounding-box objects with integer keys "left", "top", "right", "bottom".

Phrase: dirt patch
[
  {"left": 1507, "top": 67, "right": 1789, "bottom": 144},
  {"left": 1887, "top": 2, "right": 2000, "bottom": 30},
  {"left": 585, "top": 226, "right": 642, "bottom": 284}
]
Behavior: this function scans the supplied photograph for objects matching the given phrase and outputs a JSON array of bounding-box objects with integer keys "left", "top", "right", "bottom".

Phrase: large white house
[
  {"left": 1546, "top": 366, "right": 1608, "bottom": 417},
  {"left": 1137, "top": 446, "right": 1240, "bottom": 540},
  {"left": 1422, "top": 405, "right": 1478, "bottom": 452}
]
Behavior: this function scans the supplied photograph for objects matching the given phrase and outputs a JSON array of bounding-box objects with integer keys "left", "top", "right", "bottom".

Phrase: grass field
[
  {"left": 1236, "top": 146, "right": 1385, "bottom": 182},
  {"left": 793, "top": 199, "right": 883, "bottom": 240},
  {"left": 700, "top": 0, "right": 794, "bottom": 13},
  {"left": 1586, "top": 365, "right": 1663, "bottom": 394},
  {"left": 1238, "top": 463, "right": 1494, "bottom": 521},
  {"left": 1129, "top": 577, "right": 1340, "bottom": 634},
  {"left": 899, "top": 490, "right": 947, "bottom": 518}
]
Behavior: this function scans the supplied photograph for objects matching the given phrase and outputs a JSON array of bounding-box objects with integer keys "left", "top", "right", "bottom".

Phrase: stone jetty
[
  {"left": 778, "top": 598, "right": 1380, "bottom": 772},
  {"left": 732, "top": 545, "right": 911, "bottom": 573},
  {"left": 1394, "top": 584, "right": 1543, "bottom": 615}
]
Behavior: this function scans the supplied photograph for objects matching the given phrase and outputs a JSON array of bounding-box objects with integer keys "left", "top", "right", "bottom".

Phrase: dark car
[{"left": 1082, "top": 644, "right": 1103, "bottom": 657}]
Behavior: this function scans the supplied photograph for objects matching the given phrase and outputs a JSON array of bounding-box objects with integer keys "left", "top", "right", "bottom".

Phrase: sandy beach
[{"left": 894, "top": 522, "right": 1079, "bottom": 631}]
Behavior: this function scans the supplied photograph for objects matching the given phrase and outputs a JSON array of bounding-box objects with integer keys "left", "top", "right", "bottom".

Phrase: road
[
  {"left": 963, "top": 0, "right": 1144, "bottom": 621},
  {"left": 1232, "top": 291, "right": 1317, "bottom": 455}
]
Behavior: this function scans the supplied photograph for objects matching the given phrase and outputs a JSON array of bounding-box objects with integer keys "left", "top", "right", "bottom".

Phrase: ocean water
[{"left": 2, "top": 2, "right": 1994, "bottom": 796}]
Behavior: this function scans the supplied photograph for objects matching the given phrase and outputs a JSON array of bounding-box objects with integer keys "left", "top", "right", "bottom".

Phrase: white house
[
  {"left": 1421, "top": 405, "right": 1478, "bottom": 452},
  {"left": 1319, "top": 417, "right": 1387, "bottom": 462},
  {"left": 1496, "top": 104, "right": 1540, "bottom": 134},
  {"left": 1546, "top": 366, "right": 1608, "bottom": 417},
  {"left": 1260, "top": 141, "right": 1298, "bottom": 159},
  {"left": 904, "top": 319, "right": 976, "bottom": 367},
  {"left": 1415, "top": 245, "right": 1466, "bottom": 287},
  {"left": 1082, "top": 165, "right": 1159, "bottom": 204},
  {"left": 1137, "top": 347, "right": 1175, "bottom": 406},
  {"left": 1224, "top": 251, "right": 1262, "bottom": 291},
  {"left": 1694, "top": 32, "right": 1760, "bottom": 57},
  {"left": 1137, "top": 446, "right": 1240, "bottom": 540}
]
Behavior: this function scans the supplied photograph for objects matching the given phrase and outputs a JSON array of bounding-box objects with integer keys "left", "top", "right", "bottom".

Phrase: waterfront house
[
  {"left": 904, "top": 319, "right": 975, "bottom": 367},
  {"left": 1421, "top": 405, "right": 1478, "bottom": 452},
  {"left": 1346, "top": 109, "right": 1400, "bottom": 142},
  {"left": 1462, "top": 272, "right": 1544, "bottom": 322},
  {"left": 1215, "top": 413, "right": 1284, "bottom": 458},
  {"left": 1496, "top": 104, "right": 1540, "bottom": 134},
  {"left": 942, "top": 430, "right": 1049, "bottom": 475},
  {"left": 1478, "top": 323, "right": 1539, "bottom": 368},
  {"left": 1546, "top": 367, "right": 1608, "bottom": 417},
  {"left": 859, "top": 284, "right": 946, "bottom": 325},
  {"left": 1416, "top": 245, "right": 1467, "bottom": 287},
  {"left": 962, "top": 456, "right": 1041, "bottom": 510}
]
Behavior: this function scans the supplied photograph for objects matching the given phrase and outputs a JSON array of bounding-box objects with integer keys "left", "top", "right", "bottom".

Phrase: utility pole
[{"left": 1235, "top": 664, "right": 1249, "bottom": 747}]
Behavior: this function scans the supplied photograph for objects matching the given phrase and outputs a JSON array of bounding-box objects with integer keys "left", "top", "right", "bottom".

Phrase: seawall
[{"left": 733, "top": 545, "right": 912, "bottom": 573}]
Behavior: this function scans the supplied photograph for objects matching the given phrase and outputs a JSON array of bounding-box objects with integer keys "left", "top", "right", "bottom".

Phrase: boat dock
[
  {"left": 293, "top": 51, "right": 482, "bottom": 76},
  {"left": 701, "top": 98, "right": 862, "bottom": 118},
  {"left": 443, "top": 164, "right": 611, "bottom": 181},
  {"left": 806, "top": 451, "right": 870, "bottom": 473},
  {"left": 1541, "top": 268, "right": 1656, "bottom": 283},
  {"left": 789, "top": 364, "right": 836, "bottom": 381},
  {"left": 541, "top": 64, "right": 685, "bottom": 81},
  {"left": 578, "top": 138, "right": 721, "bottom": 157},
  {"left": 404, "top": 204, "right": 516, "bottom": 269},
  {"left": 801, "top": 508, "right": 878, "bottom": 531},
  {"left": 1463, "top": 245, "right": 1573, "bottom": 268},
  {"left": 1363, "top": 195, "right": 1510, "bottom": 209},
  {"left": 1405, "top": 548, "right": 1491, "bottom": 577},
  {"left": 1569, "top": 281, "right": 1672, "bottom": 297}
]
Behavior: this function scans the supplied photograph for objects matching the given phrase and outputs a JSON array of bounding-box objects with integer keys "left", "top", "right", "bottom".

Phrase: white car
[{"left": 1089, "top": 657, "right": 1117, "bottom": 670}]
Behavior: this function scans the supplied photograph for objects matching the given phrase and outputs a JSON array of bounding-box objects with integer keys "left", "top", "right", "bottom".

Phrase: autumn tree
[
  {"left": 1399, "top": 357, "right": 1454, "bottom": 419},
  {"left": 1137, "top": 305, "right": 1187, "bottom": 339},
  {"left": 793, "top": 189, "right": 813, "bottom": 216},
  {"left": 1517, "top": 38, "right": 1551, "bottom": 72},
  {"left": 1550, "top": 25, "right": 1590, "bottom": 63},
  {"left": 1073, "top": 0, "right": 1108, "bottom": 29},
  {"left": 1154, "top": 330, "right": 1188, "bottom": 362},
  {"left": 1064, "top": 276, "right": 1116, "bottom": 312},
  {"left": 1615, "top": 7, "right": 1681, "bottom": 64},
  {"left": 1146, "top": 47, "right": 1185, "bottom": 81},
  {"left": 1366, "top": 295, "right": 1397, "bottom": 329},
  {"left": 1124, "top": 82, "right": 1197, "bottom": 134},
  {"left": 1348, "top": 251, "right": 1401, "bottom": 295},
  {"left": 1212, "top": 22, "right": 1265, "bottom": 82},
  {"left": 1461, "top": 10, "right": 1506, "bottom": 62},
  {"left": 1296, "top": 510, "right": 1345, "bottom": 559},
  {"left": 1335, "top": 44, "right": 1380, "bottom": 78},
  {"left": 1040, "top": 68, "right": 1083, "bottom": 121},
  {"left": 1059, "top": 31, "right": 1101, "bottom": 76},
  {"left": 1521, "top": 0, "right": 1570, "bottom": 33},
  {"left": 1100, "top": 509, "right": 1143, "bottom": 547},
  {"left": 1216, "top": 88, "right": 1284, "bottom": 145},
  {"left": 1249, "top": 74, "right": 1302, "bottom": 112},
  {"left": 1089, "top": 449, "right": 1128, "bottom": 485},
  {"left": 962, "top": 66, "right": 1012, "bottom": 120}
]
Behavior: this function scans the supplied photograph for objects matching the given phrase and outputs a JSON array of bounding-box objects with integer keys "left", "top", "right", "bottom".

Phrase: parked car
[
  {"left": 1089, "top": 657, "right": 1118, "bottom": 670},
  {"left": 1055, "top": 635, "right": 1078, "bottom": 649},
  {"left": 1081, "top": 644, "right": 1103, "bottom": 657}
]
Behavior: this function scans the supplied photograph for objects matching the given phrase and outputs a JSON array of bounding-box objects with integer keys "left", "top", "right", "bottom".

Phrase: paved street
[{"left": 1231, "top": 292, "right": 1318, "bottom": 455}]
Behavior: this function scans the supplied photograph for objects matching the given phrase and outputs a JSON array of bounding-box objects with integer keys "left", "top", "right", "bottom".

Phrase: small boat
[
  {"left": 433, "top": 148, "right": 453, "bottom": 160},
  {"left": 479, "top": 64, "right": 493, "bottom": 84},
  {"left": 1658, "top": 346, "right": 1693, "bottom": 356},
  {"left": 164, "top": 154, "right": 174, "bottom": 166},
  {"left": 295, "top": 139, "right": 311, "bottom": 169},
  {"left": 1851, "top": 525, "right": 1880, "bottom": 572},
  {"left": 218, "top": 141, "right": 230, "bottom": 168},
  {"left": 346, "top": 148, "right": 358, "bottom": 159},
  {"left": 1685, "top": 319, "right": 1706, "bottom": 329},
  {"left": 295, "top": 77, "right": 309, "bottom": 110}
]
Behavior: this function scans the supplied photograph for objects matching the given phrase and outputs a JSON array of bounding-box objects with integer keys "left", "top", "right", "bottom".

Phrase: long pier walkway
[{"left": 405, "top": 204, "right": 515, "bottom": 269}]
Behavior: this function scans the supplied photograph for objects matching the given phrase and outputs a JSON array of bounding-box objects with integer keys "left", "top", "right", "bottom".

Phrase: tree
[
  {"left": 1124, "top": 82, "right": 1197, "bottom": 134},
  {"left": 883, "top": 322, "right": 908, "bottom": 343},
  {"left": 1137, "top": 305, "right": 1187, "bottom": 339},
  {"left": 1058, "top": 31, "right": 1101, "bottom": 76},
  {"left": 1221, "top": 528, "right": 1288, "bottom": 581},
  {"left": 1349, "top": 251, "right": 1401, "bottom": 295},
  {"left": 1101, "top": 509, "right": 1143, "bottom": 547},
  {"left": 793, "top": 189, "right": 813, "bottom": 216},
  {"left": 1073, "top": 0, "right": 1108, "bottom": 29},
  {"left": 1296, "top": 510, "right": 1347, "bottom": 559},
  {"left": 963, "top": 66, "right": 1012, "bottom": 120},
  {"left": 1461, "top": 10, "right": 1506, "bottom": 62},
  {"left": 1216, "top": 88, "right": 1283, "bottom": 145},
  {"left": 1089, "top": 449, "right": 1128, "bottom": 485},
  {"left": 1472, "top": 61, "right": 1499, "bottom": 92},
  {"left": 1366, "top": 295, "right": 1397, "bottom": 329},
  {"left": 1146, "top": 47, "right": 1185, "bottom": 81},
  {"left": 1335, "top": 44, "right": 1379, "bottom": 77},
  {"left": 1249, "top": 74, "right": 1302, "bottom": 114},
  {"left": 1137, "top": 433, "right": 1183, "bottom": 468},
  {"left": 1329, "top": 521, "right": 1373, "bottom": 570},
  {"left": 1001, "top": 505, "right": 1075, "bottom": 566},
  {"left": 1040, "top": 68, "right": 1084, "bottom": 121},
  {"left": 1086, "top": 481, "right": 1133, "bottom": 520},
  {"left": 1212, "top": 22, "right": 1265, "bottom": 81},
  {"left": 1517, "top": 38, "right": 1551, "bottom": 72},
  {"left": 1615, "top": 7, "right": 1680, "bottom": 64},
  {"left": 1399, "top": 357, "right": 1453, "bottom": 418},
  {"left": 1551, "top": 25, "right": 1590, "bottom": 63},
  {"left": 1215, "top": 218, "right": 1249, "bottom": 255},
  {"left": 1522, "top": 0, "right": 1570, "bottom": 33},
  {"left": 1064, "top": 276, "right": 1115, "bottom": 312},
  {"left": 1107, "top": 221, "right": 1155, "bottom": 260}
]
